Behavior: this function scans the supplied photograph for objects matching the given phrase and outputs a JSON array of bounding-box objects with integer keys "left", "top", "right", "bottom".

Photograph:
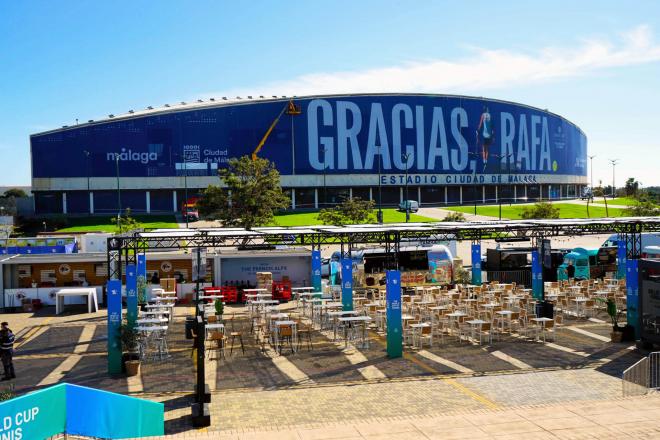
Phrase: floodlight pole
[{"left": 322, "top": 147, "right": 327, "bottom": 209}]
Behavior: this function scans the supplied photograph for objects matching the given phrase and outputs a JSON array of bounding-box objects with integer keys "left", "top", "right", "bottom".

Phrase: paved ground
[{"left": 1, "top": 300, "right": 648, "bottom": 438}]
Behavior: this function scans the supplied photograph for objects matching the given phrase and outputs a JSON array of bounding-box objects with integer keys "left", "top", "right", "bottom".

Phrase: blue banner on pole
[
  {"left": 311, "top": 250, "right": 322, "bottom": 293},
  {"left": 626, "top": 259, "right": 639, "bottom": 338},
  {"left": 531, "top": 250, "right": 542, "bottom": 300},
  {"left": 386, "top": 270, "right": 403, "bottom": 358},
  {"left": 137, "top": 253, "right": 147, "bottom": 306},
  {"left": 617, "top": 239, "right": 627, "bottom": 280},
  {"left": 126, "top": 264, "right": 137, "bottom": 327},
  {"left": 107, "top": 279, "right": 122, "bottom": 374},
  {"left": 341, "top": 258, "right": 353, "bottom": 311},
  {"left": 471, "top": 244, "right": 482, "bottom": 285}
]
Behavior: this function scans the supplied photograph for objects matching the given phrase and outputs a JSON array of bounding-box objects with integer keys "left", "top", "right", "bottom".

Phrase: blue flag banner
[
  {"left": 471, "top": 244, "right": 482, "bottom": 285},
  {"left": 617, "top": 239, "right": 627, "bottom": 280},
  {"left": 311, "top": 250, "right": 322, "bottom": 293},
  {"left": 107, "top": 279, "right": 122, "bottom": 375},
  {"left": 531, "top": 250, "right": 542, "bottom": 300},
  {"left": 341, "top": 258, "right": 353, "bottom": 311},
  {"left": 0, "top": 383, "right": 164, "bottom": 439},
  {"left": 386, "top": 270, "right": 403, "bottom": 358},
  {"left": 126, "top": 264, "right": 137, "bottom": 328},
  {"left": 626, "top": 259, "right": 639, "bottom": 338}
]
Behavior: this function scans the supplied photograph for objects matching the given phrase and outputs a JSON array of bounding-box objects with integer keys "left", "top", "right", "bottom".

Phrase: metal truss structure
[{"left": 107, "top": 217, "right": 660, "bottom": 280}]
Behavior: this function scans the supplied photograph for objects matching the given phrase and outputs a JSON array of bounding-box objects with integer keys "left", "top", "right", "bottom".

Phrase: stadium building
[{"left": 30, "top": 93, "right": 588, "bottom": 215}]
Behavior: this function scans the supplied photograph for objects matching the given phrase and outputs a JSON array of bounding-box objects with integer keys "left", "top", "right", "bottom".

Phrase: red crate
[
  {"left": 221, "top": 286, "right": 239, "bottom": 303},
  {"left": 272, "top": 280, "right": 292, "bottom": 302}
]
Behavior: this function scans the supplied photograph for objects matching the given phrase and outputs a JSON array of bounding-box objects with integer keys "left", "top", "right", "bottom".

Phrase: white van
[{"left": 398, "top": 200, "right": 419, "bottom": 213}]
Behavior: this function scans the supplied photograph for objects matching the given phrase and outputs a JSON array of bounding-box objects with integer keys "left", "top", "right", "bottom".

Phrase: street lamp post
[
  {"left": 83, "top": 150, "right": 90, "bottom": 215},
  {"left": 402, "top": 153, "right": 411, "bottom": 222},
  {"left": 491, "top": 152, "right": 513, "bottom": 220},
  {"left": 322, "top": 147, "right": 327, "bottom": 209},
  {"left": 608, "top": 159, "right": 619, "bottom": 197},
  {"left": 377, "top": 147, "right": 383, "bottom": 223},
  {"left": 184, "top": 153, "right": 189, "bottom": 229},
  {"left": 588, "top": 155, "right": 596, "bottom": 195},
  {"left": 115, "top": 155, "right": 121, "bottom": 229},
  {"left": 467, "top": 152, "right": 480, "bottom": 215}
]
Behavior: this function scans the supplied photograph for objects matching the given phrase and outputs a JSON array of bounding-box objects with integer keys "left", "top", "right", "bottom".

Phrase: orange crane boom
[{"left": 251, "top": 100, "right": 301, "bottom": 161}]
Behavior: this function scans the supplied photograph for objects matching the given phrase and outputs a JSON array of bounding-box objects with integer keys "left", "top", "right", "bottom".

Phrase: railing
[{"left": 622, "top": 352, "right": 660, "bottom": 396}]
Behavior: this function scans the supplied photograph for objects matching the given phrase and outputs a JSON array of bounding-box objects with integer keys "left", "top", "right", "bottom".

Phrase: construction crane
[{"left": 251, "top": 100, "right": 301, "bottom": 161}]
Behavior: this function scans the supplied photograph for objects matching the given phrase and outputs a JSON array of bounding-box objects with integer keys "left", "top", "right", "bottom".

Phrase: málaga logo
[{"left": 106, "top": 148, "right": 158, "bottom": 164}]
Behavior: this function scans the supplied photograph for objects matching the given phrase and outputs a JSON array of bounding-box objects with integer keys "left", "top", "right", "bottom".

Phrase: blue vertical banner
[
  {"left": 617, "top": 239, "right": 627, "bottom": 280},
  {"left": 311, "top": 250, "right": 322, "bottom": 292},
  {"left": 107, "top": 279, "right": 122, "bottom": 375},
  {"left": 137, "top": 253, "right": 147, "bottom": 306},
  {"left": 531, "top": 250, "right": 542, "bottom": 300},
  {"left": 126, "top": 264, "right": 137, "bottom": 328},
  {"left": 626, "top": 259, "right": 640, "bottom": 338},
  {"left": 341, "top": 258, "right": 353, "bottom": 311},
  {"left": 386, "top": 270, "right": 403, "bottom": 358},
  {"left": 471, "top": 244, "right": 482, "bottom": 285}
]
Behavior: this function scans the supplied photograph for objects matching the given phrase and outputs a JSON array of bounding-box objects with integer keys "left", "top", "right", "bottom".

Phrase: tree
[
  {"left": 624, "top": 178, "right": 639, "bottom": 197},
  {"left": 197, "top": 156, "right": 290, "bottom": 229},
  {"left": 442, "top": 211, "right": 466, "bottom": 222},
  {"left": 520, "top": 201, "right": 560, "bottom": 219},
  {"left": 3, "top": 188, "right": 27, "bottom": 199},
  {"left": 114, "top": 208, "right": 140, "bottom": 233},
  {"left": 318, "top": 197, "right": 376, "bottom": 226},
  {"left": 624, "top": 193, "right": 659, "bottom": 217},
  {"left": 593, "top": 185, "right": 609, "bottom": 217}
]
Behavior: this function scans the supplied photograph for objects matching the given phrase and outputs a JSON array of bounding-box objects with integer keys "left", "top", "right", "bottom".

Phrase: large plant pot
[
  {"left": 611, "top": 330, "right": 623, "bottom": 343},
  {"left": 125, "top": 360, "right": 140, "bottom": 377},
  {"left": 121, "top": 352, "right": 140, "bottom": 374}
]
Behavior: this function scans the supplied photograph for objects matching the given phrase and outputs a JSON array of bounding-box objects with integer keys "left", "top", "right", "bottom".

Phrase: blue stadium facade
[{"left": 30, "top": 93, "right": 588, "bottom": 215}]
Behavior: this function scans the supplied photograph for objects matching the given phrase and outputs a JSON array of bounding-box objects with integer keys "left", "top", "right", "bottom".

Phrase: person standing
[
  {"left": 0, "top": 322, "right": 15, "bottom": 381},
  {"left": 566, "top": 261, "right": 576, "bottom": 280}
]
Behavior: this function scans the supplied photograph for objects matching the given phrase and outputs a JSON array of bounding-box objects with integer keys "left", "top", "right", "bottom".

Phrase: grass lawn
[
  {"left": 269, "top": 208, "right": 436, "bottom": 226},
  {"left": 446, "top": 203, "right": 626, "bottom": 219},
  {"left": 590, "top": 197, "right": 639, "bottom": 206},
  {"left": 56, "top": 215, "right": 178, "bottom": 233}
]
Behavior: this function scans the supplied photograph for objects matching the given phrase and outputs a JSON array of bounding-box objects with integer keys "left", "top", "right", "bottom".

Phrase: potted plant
[
  {"left": 597, "top": 298, "right": 625, "bottom": 342},
  {"left": 119, "top": 323, "right": 141, "bottom": 376},
  {"left": 214, "top": 298, "right": 224, "bottom": 319}
]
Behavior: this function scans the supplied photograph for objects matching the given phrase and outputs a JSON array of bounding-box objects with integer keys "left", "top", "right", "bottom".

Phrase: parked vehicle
[
  {"left": 398, "top": 200, "right": 419, "bottom": 213},
  {"left": 557, "top": 247, "right": 617, "bottom": 280}
]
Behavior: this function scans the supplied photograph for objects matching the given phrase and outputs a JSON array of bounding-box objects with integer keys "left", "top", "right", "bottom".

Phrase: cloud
[{"left": 201, "top": 25, "right": 660, "bottom": 98}]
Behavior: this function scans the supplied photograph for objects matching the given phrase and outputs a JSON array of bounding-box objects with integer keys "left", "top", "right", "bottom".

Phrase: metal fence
[
  {"left": 622, "top": 352, "right": 660, "bottom": 396},
  {"left": 484, "top": 270, "right": 532, "bottom": 288}
]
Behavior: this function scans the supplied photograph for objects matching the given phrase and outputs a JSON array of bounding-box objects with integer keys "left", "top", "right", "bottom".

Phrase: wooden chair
[
  {"left": 296, "top": 320, "right": 313, "bottom": 351},
  {"left": 207, "top": 331, "right": 226, "bottom": 360}
]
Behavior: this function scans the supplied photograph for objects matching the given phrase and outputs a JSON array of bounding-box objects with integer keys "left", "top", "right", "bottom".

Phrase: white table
[
  {"left": 273, "top": 320, "right": 297, "bottom": 353},
  {"left": 141, "top": 310, "right": 170, "bottom": 317},
  {"left": 572, "top": 297, "right": 589, "bottom": 318},
  {"left": 338, "top": 316, "right": 372, "bottom": 347},
  {"left": 409, "top": 322, "right": 431, "bottom": 348},
  {"left": 55, "top": 287, "right": 98, "bottom": 315},
  {"left": 466, "top": 319, "right": 488, "bottom": 340},
  {"left": 531, "top": 317, "right": 553, "bottom": 341},
  {"left": 495, "top": 310, "right": 514, "bottom": 332},
  {"left": 136, "top": 325, "right": 168, "bottom": 332},
  {"left": 137, "top": 318, "right": 168, "bottom": 325}
]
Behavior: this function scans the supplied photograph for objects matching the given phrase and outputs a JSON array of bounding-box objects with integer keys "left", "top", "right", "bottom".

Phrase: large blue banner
[
  {"left": 137, "top": 253, "right": 147, "bottom": 305},
  {"left": 66, "top": 383, "right": 164, "bottom": 438},
  {"left": 341, "top": 258, "right": 353, "bottom": 311},
  {"left": 126, "top": 264, "right": 137, "bottom": 328},
  {"left": 626, "top": 259, "right": 639, "bottom": 338},
  {"left": 386, "top": 270, "right": 403, "bottom": 358},
  {"left": 32, "top": 95, "right": 587, "bottom": 181},
  {"left": 107, "top": 279, "right": 122, "bottom": 375},
  {"left": 617, "top": 239, "right": 627, "bottom": 280},
  {"left": 311, "top": 250, "right": 322, "bottom": 293},
  {"left": 0, "top": 383, "right": 66, "bottom": 440},
  {"left": 471, "top": 244, "right": 482, "bottom": 285},
  {"left": 531, "top": 250, "right": 542, "bottom": 300}
]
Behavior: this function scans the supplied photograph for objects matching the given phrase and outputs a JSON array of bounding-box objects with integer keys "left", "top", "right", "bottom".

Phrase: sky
[{"left": 1, "top": 0, "right": 659, "bottom": 187}]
